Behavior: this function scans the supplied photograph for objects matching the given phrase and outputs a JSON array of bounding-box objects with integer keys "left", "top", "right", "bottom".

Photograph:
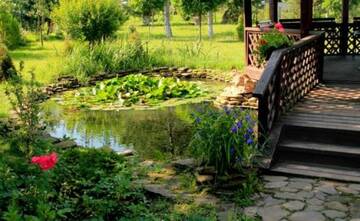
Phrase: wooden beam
[
  {"left": 300, "top": 0, "right": 313, "bottom": 37},
  {"left": 269, "top": 0, "right": 278, "bottom": 23},
  {"left": 244, "top": 0, "right": 252, "bottom": 27},
  {"left": 341, "top": 0, "right": 349, "bottom": 55}
]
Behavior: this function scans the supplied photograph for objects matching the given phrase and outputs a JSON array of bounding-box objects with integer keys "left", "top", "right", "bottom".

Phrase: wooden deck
[{"left": 269, "top": 83, "right": 360, "bottom": 182}]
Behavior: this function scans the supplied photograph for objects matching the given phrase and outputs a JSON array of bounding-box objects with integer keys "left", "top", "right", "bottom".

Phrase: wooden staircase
[{"left": 267, "top": 84, "right": 360, "bottom": 182}]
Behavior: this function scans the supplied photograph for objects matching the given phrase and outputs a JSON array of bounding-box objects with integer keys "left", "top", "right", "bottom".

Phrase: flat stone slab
[
  {"left": 54, "top": 140, "right": 77, "bottom": 149},
  {"left": 258, "top": 205, "right": 289, "bottom": 221},
  {"left": 323, "top": 210, "right": 347, "bottom": 219},
  {"left": 289, "top": 211, "right": 326, "bottom": 221},
  {"left": 283, "top": 201, "right": 305, "bottom": 211},
  {"left": 324, "top": 201, "right": 348, "bottom": 212}
]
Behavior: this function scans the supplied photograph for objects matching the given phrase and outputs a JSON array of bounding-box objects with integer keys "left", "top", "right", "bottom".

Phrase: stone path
[{"left": 244, "top": 175, "right": 360, "bottom": 221}]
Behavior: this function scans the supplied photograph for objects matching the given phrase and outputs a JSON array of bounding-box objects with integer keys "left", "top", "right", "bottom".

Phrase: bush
[
  {"left": 0, "top": 10, "right": 23, "bottom": 49},
  {"left": 61, "top": 41, "right": 163, "bottom": 80},
  {"left": 5, "top": 71, "right": 45, "bottom": 158},
  {"left": 53, "top": 0, "right": 128, "bottom": 43},
  {"left": 0, "top": 44, "right": 16, "bottom": 81},
  {"left": 190, "top": 106, "right": 260, "bottom": 175},
  {"left": 0, "top": 147, "right": 145, "bottom": 220}
]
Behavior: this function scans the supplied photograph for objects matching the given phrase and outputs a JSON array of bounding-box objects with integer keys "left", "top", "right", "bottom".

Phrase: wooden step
[
  {"left": 271, "top": 161, "right": 360, "bottom": 183},
  {"left": 279, "top": 139, "right": 360, "bottom": 157}
]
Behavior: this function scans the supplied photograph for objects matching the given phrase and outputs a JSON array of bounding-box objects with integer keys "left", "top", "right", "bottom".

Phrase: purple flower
[
  {"left": 245, "top": 114, "right": 252, "bottom": 122},
  {"left": 244, "top": 133, "right": 250, "bottom": 140},
  {"left": 195, "top": 117, "right": 201, "bottom": 124},
  {"left": 247, "top": 128, "right": 254, "bottom": 134},
  {"left": 236, "top": 121, "right": 243, "bottom": 129},
  {"left": 231, "top": 125, "right": 238, "bottom": 133},
  {"left": 247, "top": 138, "right": 254, "bottom": 145}
]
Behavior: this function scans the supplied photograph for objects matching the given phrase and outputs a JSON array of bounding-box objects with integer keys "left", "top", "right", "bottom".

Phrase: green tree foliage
[
  {"left": 222, "top": 0, "right": 243, "bottom": 24},
  {"left": 52, "top": 0, "right": 127, "bottom": 43},
  {"left": 0, "top": 10, "right": 23, "bottom": 49},
  {"left": 179, "top": 0, "right": 225, "bottom": 40},
  {"left": 0, "top": 0, "right": 59, "bottom": 31},
  {"left": 129, "top": 0, "right": 165, "bottom": 25}
]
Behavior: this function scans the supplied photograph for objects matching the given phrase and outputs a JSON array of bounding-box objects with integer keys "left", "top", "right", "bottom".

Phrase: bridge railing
[{"left": 252, "top": 33, "right": 325, "bottom": 142}]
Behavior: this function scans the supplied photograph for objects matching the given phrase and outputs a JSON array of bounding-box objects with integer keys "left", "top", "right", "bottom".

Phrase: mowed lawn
[{"left": 0, "top": 21, "right": 245, "bottom": 117}]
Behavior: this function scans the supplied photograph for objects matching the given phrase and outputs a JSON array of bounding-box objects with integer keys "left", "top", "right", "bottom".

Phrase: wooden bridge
[{"left": 243, "top": 0, "right": 360, "bottom": 182}]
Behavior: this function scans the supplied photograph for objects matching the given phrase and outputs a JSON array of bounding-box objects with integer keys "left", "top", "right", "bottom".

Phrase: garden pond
[{"left": 43, "top": 79, "right": 228, "bottom": 161}]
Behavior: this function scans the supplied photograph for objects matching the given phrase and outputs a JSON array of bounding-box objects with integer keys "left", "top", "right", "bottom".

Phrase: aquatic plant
[
  {"left": 72, "top": 74, "right": 206, "bottom": 107},
  {"left": 190, "top": 106, "right": 260, "bottom": 175}
]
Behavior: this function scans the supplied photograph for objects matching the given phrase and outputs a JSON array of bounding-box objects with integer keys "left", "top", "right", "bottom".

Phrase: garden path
[{"left": 243, "top": 175, "right": 360, "bottom": 221}]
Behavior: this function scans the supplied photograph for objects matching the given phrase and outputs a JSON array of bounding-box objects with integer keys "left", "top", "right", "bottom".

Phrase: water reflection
[{"left": 44, "top": 102, "right": 208, "bottom": 160}]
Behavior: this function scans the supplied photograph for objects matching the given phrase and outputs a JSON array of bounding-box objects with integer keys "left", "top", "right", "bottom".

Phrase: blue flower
[
  {"left": 245, "top": 114, "right": 252, "bottom": 122},
  {"left": 244, "top": 133, "right": 251, "bottom": 140},
  {"left": 231, "top": 125, "right": 238, "bottom": 133},
  {"left": 247, "top": 138, "right": 254, "bottom": 145},
  {"left": 247, "top": 128, "right": 254, "bottom": 134},
  {"left": 236, "top": 121, "right": 243, "bottom": 129}
]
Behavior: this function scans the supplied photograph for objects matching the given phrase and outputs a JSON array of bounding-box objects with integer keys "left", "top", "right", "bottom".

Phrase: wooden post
[
  {"left": 244, "top": 0, "right": 252, "bottom": 27},
  {"left": 269, "top": 0, "right": 278, "bottom": 23},
  {"left": 300, "top": 0, "right": 313, "bottom": 37},
  {"left": 341, "top": 0, "right": 349, "bottom": 55}
]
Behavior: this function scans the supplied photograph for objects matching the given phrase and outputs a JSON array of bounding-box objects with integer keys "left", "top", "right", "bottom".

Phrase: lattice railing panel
[
  {"left": 253, "top": 34, "right": 325, "bottom": 135},
  {"left": 348, "top": 24, "right": 360, "bottom": 55},
  {"left": 313, "top": 24, "right": 341, "bottom": 55}
]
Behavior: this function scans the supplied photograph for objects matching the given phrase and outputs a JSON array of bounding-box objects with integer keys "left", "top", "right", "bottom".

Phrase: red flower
[
  {"left": 259, "top": 39, "right": 268, "bottom": 46},
  {"left": 31, "top": 152, "right": 58, "bottom": 171},
  {"left": 275, "top": 22, "right": 285, "bottom": 32}
]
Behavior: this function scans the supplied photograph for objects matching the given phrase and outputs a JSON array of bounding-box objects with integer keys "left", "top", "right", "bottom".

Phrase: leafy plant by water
[
  {"left": 190, "top": 106, "right": 260, "bottom": 176},
  {"left": 70, "top": 74, "right": 206, "bottom": 107}
]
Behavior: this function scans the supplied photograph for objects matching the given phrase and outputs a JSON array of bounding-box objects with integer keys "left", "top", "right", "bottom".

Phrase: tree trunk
[
  {"left": 143, "top": 16, "right": 151, "bottom": 26},
  {"left": 164, "top": 0, "right": 173, "bottom": 38},
  {"left": 208, "top": 11, "right": 214, "bottom": 38}
]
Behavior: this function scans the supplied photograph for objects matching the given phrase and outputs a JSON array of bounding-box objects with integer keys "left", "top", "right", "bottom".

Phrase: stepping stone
[
  {"left": 287, "top": 181, "right": 313, "bottom": 191},
  {"left": 263, "top": 196, "right": 285, "bottom": 207},
  {"left": 316, "top": 186, "right": 338, "bottom": 195},
  {"left": 324, "top": 201, "right": 348, "bottom": 212},
  {"left": 282, "top": 201, "right": 305, "bottom": 211},
  {"left": 280, "top": 186, "right": 298, "bottom": 193},
  {"left": 172, "top": 159, "right": 196, "bottom": 170},
  {"left": 265, "top": 181, "right": 288, "bottom": 189},
  {"left": 289, "top": 177, "right": 317, "bottom": 184},
  {"left": 263, "top": 175, "right": 288, "bottom": 182},
  {"left": 196, "top": 175, "right": 214, "bottom": 184},
  {"left": 243, "top": 206, "right": 258, "bottom": 217},
  {"left": 258, "top": 205, "right": 289, "bottom": 221},
  {"left": 307, "top": 198, "right": 324, "bottom": 206},
  {"left": 337, "top": 185, "right": 359, "bottom": 195},
  {"left": 348, "top": 184, "right": 360, "bottom": 192},
  {"left": 323, "top": 210, "right": 346, "bottom": 219},
  {"left": 289, "top": 211, "right": 326, "bottom": 221},
  {"left": 144, "top": 184, "right": 176, "bottom": 199}
]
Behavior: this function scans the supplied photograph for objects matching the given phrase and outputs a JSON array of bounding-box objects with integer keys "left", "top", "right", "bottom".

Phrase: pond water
[{"left": 44, "top": 101, "right": 209, "bottom": 160}]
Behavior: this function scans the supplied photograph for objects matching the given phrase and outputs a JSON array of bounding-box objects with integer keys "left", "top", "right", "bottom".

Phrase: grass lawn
[{"left": 0, "top": 20, "right": 245, "bottom": 117}]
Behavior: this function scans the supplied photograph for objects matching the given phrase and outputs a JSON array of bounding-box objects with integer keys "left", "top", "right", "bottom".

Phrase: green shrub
[
  {"left": 0, "top": 11, "right": 23, "bottom": 50},
  {"left": 5, "top": 70, "right": 45, "bottom": 158},
  {"left": 0, "top": 147, "right": 145, "bottom": 220},
  {"left": 190, "top": 106, "right": 260, "bottom": 175},
  {"left": 61, "top": 41, "right": 163, "bottom": 80},
  {"left": 0, "top": 44, "right": 16, "bottom": 81},
  {"left": 53, "top": 0, "right": 128, "bottom": 43}
]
